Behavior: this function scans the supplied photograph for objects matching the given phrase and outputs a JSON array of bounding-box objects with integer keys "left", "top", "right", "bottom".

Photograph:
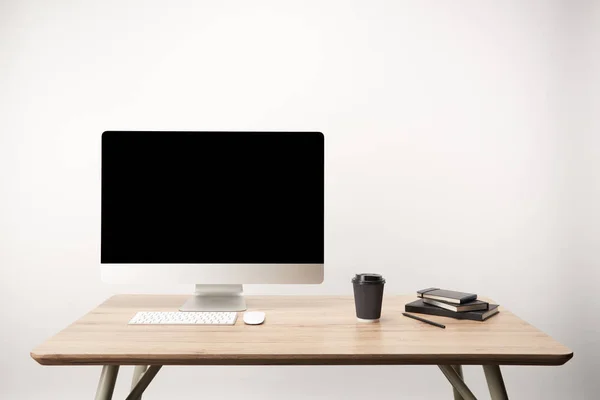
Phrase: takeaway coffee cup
[{"left": 352, "top": 273, "right": 385, "bottom": 322}]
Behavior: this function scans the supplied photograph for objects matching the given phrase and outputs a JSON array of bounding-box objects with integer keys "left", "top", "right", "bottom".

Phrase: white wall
[
  {"left": 1, "top": 0, "right": 597, "bottom": 398},
  {"left": 560, "top": 0, "right": 600, "bottom": 397}
]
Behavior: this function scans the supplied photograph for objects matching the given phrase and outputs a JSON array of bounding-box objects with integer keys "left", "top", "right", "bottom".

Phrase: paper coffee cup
[{"left": 352, "top": 273, "right": 385, "bottom": 322}]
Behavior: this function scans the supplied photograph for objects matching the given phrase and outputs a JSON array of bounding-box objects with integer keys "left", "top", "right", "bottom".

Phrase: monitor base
[{"left": 179, "top": 284, "right": 247, "bottom": 311}]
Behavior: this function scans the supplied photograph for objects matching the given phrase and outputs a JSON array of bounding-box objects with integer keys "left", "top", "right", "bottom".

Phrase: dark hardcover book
[
  {"left": 417, "top": 288, "right": 477, "bottom": 304},
  {"left": 423, "top": 298, "right": 489, "bottom": 312},
  {"left": 405, "top": 299, "right": 499, "bottom": 321}
]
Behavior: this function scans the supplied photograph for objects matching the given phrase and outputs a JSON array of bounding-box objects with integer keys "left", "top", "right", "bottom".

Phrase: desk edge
[{"left": 31, "top": 350, "right": 573, "bottom": 367}]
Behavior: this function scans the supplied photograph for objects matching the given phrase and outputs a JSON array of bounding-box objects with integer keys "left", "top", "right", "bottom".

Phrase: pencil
[{"left": 402, "top": 312, "right": 446, "bottom": 329}]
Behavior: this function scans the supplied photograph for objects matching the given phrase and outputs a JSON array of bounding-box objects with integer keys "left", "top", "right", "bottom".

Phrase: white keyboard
[{"left": 129, "top": 311, "right": 237, "bottom": 325}]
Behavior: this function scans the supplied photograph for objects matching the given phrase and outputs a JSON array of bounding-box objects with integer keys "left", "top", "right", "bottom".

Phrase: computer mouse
[{"left": 243, "top": 311, "right": 265, "bottom": 325}]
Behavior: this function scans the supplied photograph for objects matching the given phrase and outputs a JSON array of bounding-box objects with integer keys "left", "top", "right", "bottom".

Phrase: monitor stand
[{"left": 180, "top": 284, "right": 247, "bottom": 312}]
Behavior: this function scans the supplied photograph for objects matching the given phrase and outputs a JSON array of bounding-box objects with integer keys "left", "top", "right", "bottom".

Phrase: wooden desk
[{"left": 31, "top": 295, "right": 573, "bottom": 400}]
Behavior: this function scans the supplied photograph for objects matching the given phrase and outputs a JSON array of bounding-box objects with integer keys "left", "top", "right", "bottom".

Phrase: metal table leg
[
  {"left": 131, "top": 366, "right": 148, "bottom": 398},
  {"left": 438, "top": 365, "right": 477, "bottom": 400},
  {"left": 125, "top": 365, "right": 162, "bottom": 400},
  {"left": 452, "top": 365, "right": 464, "bottom": 400},
  {"left": 131, "top": 366, "right": 148, "bottom": 388},
  {"left": 94, "top": 365, "right": 119, "bottom": 400},
  {"left": 483, "top": 365, "right": 509, "bottom": 400}
]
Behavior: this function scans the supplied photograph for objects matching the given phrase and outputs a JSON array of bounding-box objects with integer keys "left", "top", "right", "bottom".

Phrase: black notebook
[
  {"left": 405, "top": 299, "right": 499, "bottom": 321},
  {"left": 423, "top": 298, "right": 489, "bottom": 312},
  {"left": 417, "top": 288, "right": 477, "bottom": 304}
]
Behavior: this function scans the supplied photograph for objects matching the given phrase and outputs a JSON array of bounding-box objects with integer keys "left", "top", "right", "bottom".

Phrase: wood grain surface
[{"left": 31, "top": 295, "right": 573, "bottom": 366}]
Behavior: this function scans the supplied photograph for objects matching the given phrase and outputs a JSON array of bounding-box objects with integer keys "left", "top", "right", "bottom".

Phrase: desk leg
[
  {"left": 483, "top": 365, "right": 509, "bottom": 400},
  {"left": 131, "top": 366, "right": 148, "bottom": 399},
  {"left": 438, "top": 365, "right": 477, "bottom": 400},
  {"left": 451, "top": 365, "right": 464, "bottom": 400},
  {"left": 125, "top": 365, "right": 162, "bottom": 400},
  {"left": 94, "top": 365, "right": 119, "bottom": 400}
]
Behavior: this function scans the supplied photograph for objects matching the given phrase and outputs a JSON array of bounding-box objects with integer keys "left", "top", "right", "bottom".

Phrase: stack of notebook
[{"left": 405, "top": 288, "right": 500, "bottom": 321}]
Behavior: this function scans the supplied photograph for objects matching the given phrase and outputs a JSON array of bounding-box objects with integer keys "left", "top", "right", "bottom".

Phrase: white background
[{"left": 1, "top": 0, "right": 598, "bottom": 398}]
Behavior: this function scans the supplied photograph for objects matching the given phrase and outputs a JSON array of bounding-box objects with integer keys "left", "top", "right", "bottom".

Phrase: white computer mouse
[{"left": 243, "top": 311, "right": 265, "bottom": 325}]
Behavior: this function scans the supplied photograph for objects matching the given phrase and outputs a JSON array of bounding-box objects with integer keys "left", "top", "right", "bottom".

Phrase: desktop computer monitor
[{"left": 101, "top": 131, "right": 324, "bottom": 311}]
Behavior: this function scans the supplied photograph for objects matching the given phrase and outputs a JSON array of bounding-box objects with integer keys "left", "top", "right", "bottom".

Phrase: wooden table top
[{"left": 31, "top": 295, "right": 573, "bottom": 366}]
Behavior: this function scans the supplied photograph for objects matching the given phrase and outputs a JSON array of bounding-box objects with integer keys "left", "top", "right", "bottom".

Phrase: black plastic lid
[{"left": 352, "top": 273, "right": 385, "bottom": 284}]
